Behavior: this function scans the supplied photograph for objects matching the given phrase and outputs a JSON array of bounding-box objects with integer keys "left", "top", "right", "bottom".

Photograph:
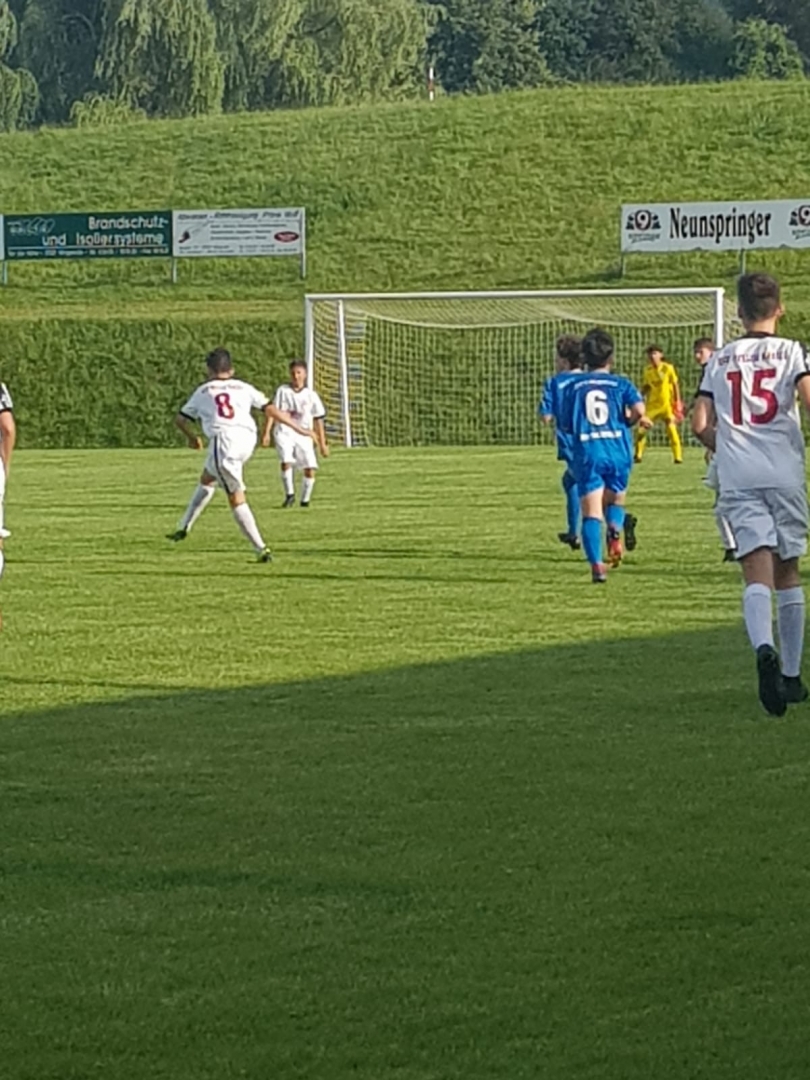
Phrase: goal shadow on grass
[{"left": 4, "top": 626, "right": 810, "bottom": 1080}]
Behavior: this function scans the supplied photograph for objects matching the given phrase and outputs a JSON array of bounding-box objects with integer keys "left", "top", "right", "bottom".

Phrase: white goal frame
[{"left": 304, "top": 287, "right": 727, "bottom": 448}]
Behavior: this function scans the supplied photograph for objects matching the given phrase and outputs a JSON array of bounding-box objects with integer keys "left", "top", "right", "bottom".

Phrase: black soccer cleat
[
  {"left": 281, "top": 494, "right": 296, "bottom": 509},
  {"left": 783, "top": 676, "right": 809, "bottom": 705},
  {"left": 167, "top": 528, "right": 188, "bottom": 542},
  {"left": 757, "top": 645, "right": 787, "bottom": 717},
  {"left": 558, "top": 532, "right": 581, "bottom": 552},
  {"left": 624, "top": 514, "right": 638, "bottom": 552},
  {"left": 591, "top": 563, "right": 608, "bottom": 585},
  {"left": 723, "top": 549, "right": 737, "bottom": 563},
  {"left": 257, "top": 547, "right": 273, "bottom": 564},
  {"left": 300, "top": 501, "right": 310, "bottom": 509}
]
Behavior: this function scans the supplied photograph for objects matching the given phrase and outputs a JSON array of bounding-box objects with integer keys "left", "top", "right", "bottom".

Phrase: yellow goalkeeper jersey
[{"left": 641, "top": 361, "right": 679, "bottom": 413}]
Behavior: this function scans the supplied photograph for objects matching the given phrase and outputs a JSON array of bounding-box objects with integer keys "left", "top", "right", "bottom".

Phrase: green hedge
[{"left": 2, "top": 316, "right": 301, "bottom": 448}]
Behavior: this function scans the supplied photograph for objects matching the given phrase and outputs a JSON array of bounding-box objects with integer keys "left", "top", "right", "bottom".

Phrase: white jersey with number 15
[
  {"left": 181, "top": 379, "right": 270, "bottom": 442},
  {"left": 699, "top": 333, "right": 810, "bottom": 492}
]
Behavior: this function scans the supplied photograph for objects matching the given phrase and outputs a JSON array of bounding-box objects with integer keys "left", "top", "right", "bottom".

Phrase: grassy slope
[
  {"left": 6, "top": 447, "right": 810, "bottom": 1080},
  {"left": 3, "top": 81, "right": 810, "bottom": 446},
  {"left": 2, "top": 81, "right": 810, "bottom": 313}
]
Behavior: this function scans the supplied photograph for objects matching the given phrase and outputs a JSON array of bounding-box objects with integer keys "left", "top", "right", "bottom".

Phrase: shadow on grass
[{"left": 3, "top": 627, "right": 810, "bottom": 1080}]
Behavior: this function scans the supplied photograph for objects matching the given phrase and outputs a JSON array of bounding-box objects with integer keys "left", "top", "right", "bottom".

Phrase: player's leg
[
  {"left": 772, "top": 487, "right": 809, "bottom": 704},
  {"left": 664, "top": 417, "right": 683, "bottom": 465},
  {"left": 559, "top": 468, "right": 581, "bottom": 550},
  {"left": 725, "top": 491, "right": 786, "bottom": 716},
  {"left": 603, "top": 485, "right": 627, "bottom": 568},
  {"left": 298, "top": 438, "right": 319, "bottom": 507},
  {"left": 579, "top": 468, "right": 607, "bottom": 583},
  {"left": 275, "top": 437, "right": 296, "bottom": 508},
  {"left": 633, "top": 419, "right": 650, "bottom": 464},
  {"left": 168, "top": 461, "right": 217, "bottom": 542},
  {"left": 220, "top": 440, "right": 271, "bottom": 560}
]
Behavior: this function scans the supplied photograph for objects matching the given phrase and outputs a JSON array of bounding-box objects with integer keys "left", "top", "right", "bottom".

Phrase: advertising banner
[
  {"left": 622, "top": 200, "right": 810, "bottom": 254},
  {"left": 2, "top": 211, "right": 172, "bottom": 260},
  {"left": 173, "top": 208, "right": 305, "bottom": 259}
]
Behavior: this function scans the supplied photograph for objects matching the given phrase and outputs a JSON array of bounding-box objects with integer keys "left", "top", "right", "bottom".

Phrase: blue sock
[
  {"left": 562, "top": 471, "right": 580, "bottom": 536},
  {"left": 606, "top": 504, "right": 625, "bottom": 535},
  {"left": 582, "top": 517, "right": 603, "bottom": 566}
]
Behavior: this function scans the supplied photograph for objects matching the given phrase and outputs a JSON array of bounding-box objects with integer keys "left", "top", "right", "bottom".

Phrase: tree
[
  {"left": 723, "top": 1, "right": 810, "bottom": 65},
  {"left": 96, "top": 0, "right": 224, "bottom": 117},
  {"left": 0, "top": 0, "right": 38, "bottom": 131},
  {"left": 208, "top": 0, "right": 301, "bottom": 112},
  {"left": 15, "top": 0, "right": 102, "bottom": 123},
  {"left": 428, "top": 0, "right": 550, "bottom": 95},
  {"left": 265, "top": 0, "right": 432, "bottom": 108},
  {"left": 537, "top": 0, "right": 678, "bottom": 83},
  {"left": 731, "top": 16, "right": 804, "bottom": 79},
  {"left": 667, "top": 0, "right": 735, "bottom": 81}
]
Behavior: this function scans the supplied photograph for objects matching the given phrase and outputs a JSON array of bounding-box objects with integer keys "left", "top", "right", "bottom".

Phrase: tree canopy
[{"left": 0, "top": 0, "right": 804, "bottom": 130}]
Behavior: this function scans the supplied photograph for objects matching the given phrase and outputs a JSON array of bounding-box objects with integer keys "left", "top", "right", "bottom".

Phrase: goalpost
[{"left": 304, "top": 288, "right": 731, "bottom": 448}]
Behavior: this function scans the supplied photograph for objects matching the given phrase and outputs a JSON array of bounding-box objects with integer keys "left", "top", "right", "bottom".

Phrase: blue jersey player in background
[
  {"left": 540, "top": 334, "right": 584, "bottom": 550},
  {"left": 559, "top": 328, "right": 651, "bottom": 584}
]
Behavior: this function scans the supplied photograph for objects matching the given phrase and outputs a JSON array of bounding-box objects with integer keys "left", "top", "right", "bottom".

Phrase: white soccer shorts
[
  {"left": 275, "top": 432, "right": 318, "bottom": 471},
  {"left": 717, "top": 486, "right": 809, "bottom": 562},
  {"left": 204, "top": 432, "right": 256, "bottom": 494}
]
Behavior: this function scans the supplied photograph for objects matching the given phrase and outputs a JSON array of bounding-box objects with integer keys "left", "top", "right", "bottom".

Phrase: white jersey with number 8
[
  {"left": 180, "top": 378, "right": 270, "bottom": 443},
  {"left": 699, "top": 333, "right": 810, "bottom": 492}
]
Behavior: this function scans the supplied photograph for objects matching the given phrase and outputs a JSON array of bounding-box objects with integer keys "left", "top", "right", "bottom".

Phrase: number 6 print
[{"left": 585, "top": 389, "right": 610, "bottom": 426}]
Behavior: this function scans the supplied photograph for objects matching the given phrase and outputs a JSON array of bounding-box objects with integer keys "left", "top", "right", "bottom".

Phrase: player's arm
[
  {"left": 263, "top": 403, "right": 308, "bottom": 437},
  {"left": 314, "top": 416, "right": 329, "bottom": 457},
  {"left": 539, "top": 379, "right": 554, "bottom": 425},
  {"left": 796, "top": 372, "right": 810, "bottom": 417},
  {"left": 175, "top": 412, "right": 203, "bottom": 451},
  {"left": 691, "top": 395, "right": 717, "bottom": 451},
  {"left": 260, "top": 413, "right": 276, "bottom": 447}
]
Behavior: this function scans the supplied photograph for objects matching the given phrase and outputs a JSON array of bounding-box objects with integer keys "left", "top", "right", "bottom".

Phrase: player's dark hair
[
  {"left": 738, "top": 272, "right": 781, "bottom": 322},
  {"left": 581, "top": 328, "right": 614, "bottom": 370},
  {"left": 289, "top": 358, "right": 307, "bottom": 370},
  {"left": 646, "top": 344, "right": 664, "bottom": 357},
  {"left": 206, "top": 348, "right": 233, "bottom": 375},
  {"left": 556, "top": 334, "right": 582, "bottom": 369},
  {"left": 693, "top": 337, "right": 714, "bottom": 351}
]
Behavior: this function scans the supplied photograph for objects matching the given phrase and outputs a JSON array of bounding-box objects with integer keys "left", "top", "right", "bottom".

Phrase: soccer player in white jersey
[
  {"left": 693, "top": 274, "right": 810, "bottom": 716},
  {"left": 0, "top": 381, "right": 16, "bottom": 590},
  {"left": 263, "top": 359, "right": 329, "bottom": 508},
  {"left": 168, "top": 348, "right": 304, "bottom": 561}
]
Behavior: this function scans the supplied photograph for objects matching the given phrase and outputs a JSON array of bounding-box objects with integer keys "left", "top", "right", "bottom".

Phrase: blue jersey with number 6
[{"left": 559, "top": 371, "right": 642, "bottom": 492}]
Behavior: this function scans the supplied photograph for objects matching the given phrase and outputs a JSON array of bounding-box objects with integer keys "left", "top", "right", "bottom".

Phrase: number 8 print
[{"left": 215, "top": 392, "right": 235, "bottom": 419}]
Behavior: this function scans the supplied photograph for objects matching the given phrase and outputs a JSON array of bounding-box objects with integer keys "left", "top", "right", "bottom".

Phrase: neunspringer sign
[{"left": 622, "top": 200, "right": 810, "bottom": 253}]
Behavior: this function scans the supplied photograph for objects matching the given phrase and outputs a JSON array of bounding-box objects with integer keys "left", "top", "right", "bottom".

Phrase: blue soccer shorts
[{"left": 572, "top": 457, "right": 630, "bottom": 497}]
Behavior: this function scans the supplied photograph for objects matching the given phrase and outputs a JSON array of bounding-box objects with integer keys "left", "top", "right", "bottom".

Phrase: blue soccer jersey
[
  {"left": 559, "top": 370, "right": 643, "bottom": 494},
  {"left": 539, "top": 370, "right": 583, "bottom": 462}
]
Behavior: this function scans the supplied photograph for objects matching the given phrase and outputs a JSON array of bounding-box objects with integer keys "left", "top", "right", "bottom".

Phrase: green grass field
[{"left": 5, "top": 446, "right": 810, "bottom": 1079}]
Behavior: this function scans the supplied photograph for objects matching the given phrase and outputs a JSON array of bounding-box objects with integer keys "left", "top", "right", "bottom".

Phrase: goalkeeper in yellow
[{"left": 633, "top": 344, "right": 684, "bottom": 465}]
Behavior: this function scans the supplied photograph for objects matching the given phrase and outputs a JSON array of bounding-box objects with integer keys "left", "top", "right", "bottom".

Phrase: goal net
[{"left": 304, "top": 289, "right": 731, "bottom": 447}]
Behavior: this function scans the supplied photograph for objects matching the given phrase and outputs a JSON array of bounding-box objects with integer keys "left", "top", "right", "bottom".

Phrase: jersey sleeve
[
  {"left": 0, "top": 383, "right": 13, "bottom": 413},
  {"left": 180, "top": 387, "right": 202, "bottom": 420},
  {"left": 249, "top": 384, "right": 270, "bottom": 411},
  {"left": 273, "top": 386, "right": 287, "bottom": 410},
  {"left": 539, "top": 377, "right": 554, "bottom": 417},
  {"left": 791, "top": 342, "right": 810, "bottom": 384},
  {"left": 697, "top": 363, "right": 714, "bottom": 399},
  {"left": 623, "top": 379, "right": 644, "bottom": 410},
  {"left": 311, "top": 391, "right": 326, "bottom": 419}
]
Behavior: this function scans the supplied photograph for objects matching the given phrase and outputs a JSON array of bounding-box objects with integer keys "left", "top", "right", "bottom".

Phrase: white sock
[
  {"left": 777, "top": 587, "right": 805, "bottom": 678},
  {"left": 0, "top": 548, "right": 5, "bottom": 580},
  {"left": 282, "top": 469, "right": 294, "bottom": 496},
  {"left": 232, "top": 503, "right": 265, "bottom": 553},
  {"left": 180, "top": 484, "right": 216, "bottom": 532},
  {"left": 743, "top": 583, "right": 774, "bottom": 652},
  {"left": 714, "top": 507, "right": 736, "bottom": 551},
  {"left": 302, "top": 477, "right": 315, "bottom": 504}
]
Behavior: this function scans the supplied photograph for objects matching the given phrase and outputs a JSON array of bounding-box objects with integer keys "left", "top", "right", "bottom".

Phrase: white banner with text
[
  {"left": 172, "top": 207, "right": 306, "bottom": 263},
  {"left": 622, "top": 200, "right": 810, "bottom": 254}
]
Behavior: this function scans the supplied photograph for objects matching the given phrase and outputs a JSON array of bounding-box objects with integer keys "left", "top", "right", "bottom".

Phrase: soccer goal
[{"left": 304, "top": 288, "right": 732, "bottom": 447}]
